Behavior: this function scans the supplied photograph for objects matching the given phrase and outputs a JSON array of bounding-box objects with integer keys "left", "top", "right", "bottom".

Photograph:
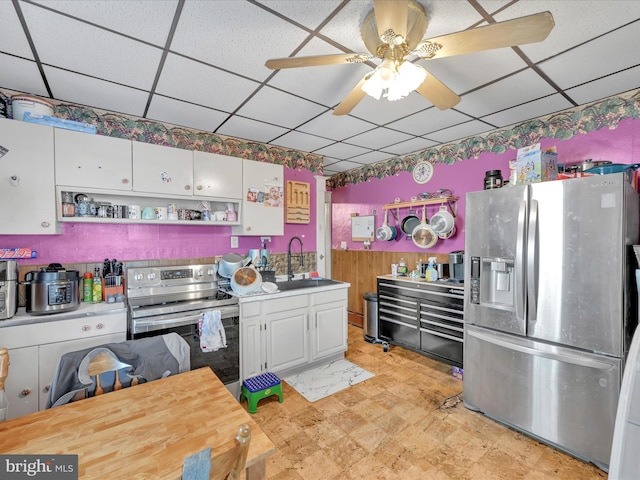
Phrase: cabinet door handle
[
  {"left": 196, "top": 185, "right": 203, "bottom": 191},
  {"left": 41, "top": 221, "right": 50, "bottom": 228},
  {"left": 184, "top": 185, "right": 192, "bottom": 191},
  {"left": 21, "top": 389, "right": 31, "bottom": 397},
  {"left": 82, "top": 325, "right": 91, "bottom": 331},
  {"left": 44, "top": 384, "right": 50, "bottom": 392},
  {"left": 96, "top": 323, "right": 104, "bottom": 329},
  {"left": 122, "top": 178, "right": 129, "bottom": 184}
]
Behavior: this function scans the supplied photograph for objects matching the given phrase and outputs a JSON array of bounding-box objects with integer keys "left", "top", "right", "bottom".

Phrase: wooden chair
[
  {"left": 182, "top": 423, "right": 252, "bottom": 480},
  {"left": 87, "top": 351, "right": 138, "bottom": 396},
  {"left": 0, "top": 348, "right": 8, "bottom": 421}
]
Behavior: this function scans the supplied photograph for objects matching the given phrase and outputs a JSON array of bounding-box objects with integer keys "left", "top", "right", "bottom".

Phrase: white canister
[
  {"left": 154, "top": 207, "right": 168, "bottom": 220},
  {"left": 11, "top": 95, "right": 54, "bottom": 121},
  {"left": 128, "top": 205, "right": 141, "bottom": 220},
  {"left": 391, "top": 264, "right": 398, "bottom": 276}
]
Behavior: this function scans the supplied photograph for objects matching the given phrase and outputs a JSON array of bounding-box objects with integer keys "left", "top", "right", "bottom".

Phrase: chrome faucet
[{"left": 287, "top": 236, "right": 304, "bottom": 281}]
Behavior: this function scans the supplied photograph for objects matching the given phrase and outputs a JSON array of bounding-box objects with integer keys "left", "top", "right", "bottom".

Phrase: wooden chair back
[
  {"left": 0, "top": 348, "right": 9, "bottom": 421},
  {"left": 87, "top": 351, "right": 137, "bottom": 396},
  {"left": 183, "top": 423, "right": 251, "bottom": 480}
]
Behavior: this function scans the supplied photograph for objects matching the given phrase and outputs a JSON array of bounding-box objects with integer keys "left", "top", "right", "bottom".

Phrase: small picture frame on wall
[{"left": 351, "top": 214, "right": 375, "bottom": 242}]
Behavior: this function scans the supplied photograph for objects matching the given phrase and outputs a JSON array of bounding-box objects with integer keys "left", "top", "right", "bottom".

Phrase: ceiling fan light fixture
[{"left": 363, "top": 60, "right": 426, "bottom": 102}]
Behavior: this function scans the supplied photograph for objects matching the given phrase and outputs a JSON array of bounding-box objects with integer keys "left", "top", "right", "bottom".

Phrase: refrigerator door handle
[
  {"left": 515, "top": 199, "right": 527, "bottom": 322},
  {"left": 527, "top": 199, "right": 539, "bottom": 321},
  {"left": 467, "top": 327, "right": 616, "bottom": 371}
]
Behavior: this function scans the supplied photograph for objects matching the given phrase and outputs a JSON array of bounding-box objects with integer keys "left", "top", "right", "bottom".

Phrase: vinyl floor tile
[{"left": 243, "top": 324, "right": 605, "bottom": 480}]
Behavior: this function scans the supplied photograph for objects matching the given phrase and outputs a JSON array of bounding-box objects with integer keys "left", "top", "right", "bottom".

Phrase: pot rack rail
[{"left": 383, "top": 196, "right": 458, "bottom": 222}]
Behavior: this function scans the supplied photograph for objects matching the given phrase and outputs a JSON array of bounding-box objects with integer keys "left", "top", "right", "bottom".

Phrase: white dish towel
[{"left": 199, "top": 310, "right": 227, "bottom": 352}]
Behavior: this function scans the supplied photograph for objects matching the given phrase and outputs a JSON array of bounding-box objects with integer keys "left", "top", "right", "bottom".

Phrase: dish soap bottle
[
  {"left": 92, "top": 267, "right": 102, "bottom": 303},
  {"left": 425, "top": 257, "right": 438, "bottom": 282}
]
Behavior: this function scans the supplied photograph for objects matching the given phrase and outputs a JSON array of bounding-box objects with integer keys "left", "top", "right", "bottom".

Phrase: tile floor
[{"left": 246, "top": 324, "right": 607, "bottom": 480}]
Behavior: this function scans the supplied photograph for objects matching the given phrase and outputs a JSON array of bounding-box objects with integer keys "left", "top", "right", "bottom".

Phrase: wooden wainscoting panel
[{"left": 331, "top": 249, "right": 450, "bottom": 315}]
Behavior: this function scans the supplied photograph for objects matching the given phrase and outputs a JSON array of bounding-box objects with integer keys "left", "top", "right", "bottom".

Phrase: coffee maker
[{"left": 448, "top": 251, "right": 465, "bottom": 283}]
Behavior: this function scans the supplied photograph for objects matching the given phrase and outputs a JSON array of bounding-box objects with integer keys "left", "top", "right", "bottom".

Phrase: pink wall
[
  {"left": 331, "top": 117, "right": 640, "bottom": 253},
  {"left": 0, "top": 167, "right": 318, "bottom": 266}
]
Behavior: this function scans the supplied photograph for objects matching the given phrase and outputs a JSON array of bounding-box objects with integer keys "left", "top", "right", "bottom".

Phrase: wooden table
[{"left": 0, "top": 368, "right": 276, "bottom": 479}]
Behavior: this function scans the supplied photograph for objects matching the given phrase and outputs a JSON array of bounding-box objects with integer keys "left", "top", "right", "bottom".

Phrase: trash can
[{"left": 363, "top": 292, "right": 379, "bottom": 343}]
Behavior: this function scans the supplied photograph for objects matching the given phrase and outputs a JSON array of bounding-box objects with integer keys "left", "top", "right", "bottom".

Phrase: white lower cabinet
[
  {"left": 311, "top": 289, "right": 348, "bottom": 360},
  {"left": 266, "top": 307, "right": 309, "bottom": 372},
  {"left": 2, "top": 309, "right": 126, "bottom": 420},
  {"left": 240, "top": 287, "right": 348, "bottom": 381}
]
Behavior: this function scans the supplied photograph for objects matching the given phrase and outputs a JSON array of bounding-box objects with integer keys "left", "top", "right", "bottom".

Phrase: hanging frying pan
[
  {"left": 401, "top": 212, "right": 420, "bottom": 236},
  {"left": 412, "top": 206, "right": 438, "bottom": 249},
  {"left": 376, "top": 210, "right": 395, "bottom": 241}
]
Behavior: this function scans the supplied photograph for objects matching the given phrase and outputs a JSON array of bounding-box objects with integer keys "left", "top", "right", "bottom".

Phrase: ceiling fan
[{"left": 265, "top": 0, "right": 555, "bottom": 115}]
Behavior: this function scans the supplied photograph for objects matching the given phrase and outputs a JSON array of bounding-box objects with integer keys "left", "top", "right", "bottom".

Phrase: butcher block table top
[{"left": 0, "top": 368, "right": 276, "bottom": 479}]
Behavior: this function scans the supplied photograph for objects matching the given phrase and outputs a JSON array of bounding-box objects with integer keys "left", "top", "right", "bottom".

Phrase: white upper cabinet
[
  {"left": 193, "top": 151, "right": 242, "bottom": 200},
  {"left": 232, "top": 159, "right": 284, "bottom": 236},
  {"left": 54, "top": 129, "right": 132, "bottom": 191},
  {"left": 0, "top": 118, "right": 59, "bottom": 234},
  {"left": 132, "top": 141, "right": 193, "bottom": 196}
]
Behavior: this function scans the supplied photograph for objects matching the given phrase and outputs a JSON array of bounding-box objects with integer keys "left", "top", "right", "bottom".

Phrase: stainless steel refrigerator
[{"left": 463, "top": 172, "right": 639, "bottom": 470}]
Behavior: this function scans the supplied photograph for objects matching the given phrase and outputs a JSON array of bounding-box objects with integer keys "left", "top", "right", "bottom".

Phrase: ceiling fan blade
[
  {"left": 333, "top": 76, "right": 369, "bottom": 116},
  {"left": 373, "top": 0, "right": 409, "bottom": 41},
  {"left": 415, "top": 67, "right": 460, "bottom": 110},
  {"left": 265, "top": 53, "right": 372, "bottom": 70},
  {"left": 415, "top": 11, "right": 555, "bottom": 59}
]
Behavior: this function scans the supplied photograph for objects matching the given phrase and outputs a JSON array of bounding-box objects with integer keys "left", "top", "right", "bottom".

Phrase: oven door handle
[{"left": 131, "top": 308, "right": 237, "bottom": 333}]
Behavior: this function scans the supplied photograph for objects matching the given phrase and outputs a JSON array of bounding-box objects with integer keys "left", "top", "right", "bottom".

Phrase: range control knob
[{"left": 197, "top": 270, "right": 204, "bottom": 277}]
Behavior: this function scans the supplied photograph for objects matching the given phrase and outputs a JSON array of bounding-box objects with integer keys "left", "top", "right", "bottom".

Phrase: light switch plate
[{"left": 230, "top": 236, "right": 238, "bottom": 248}]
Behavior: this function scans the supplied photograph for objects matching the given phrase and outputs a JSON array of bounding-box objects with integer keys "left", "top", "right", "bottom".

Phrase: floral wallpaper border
[
  {"left": 0, "top": 88, "right": 324, "bottom": 174},
  {"left": 328, "top": 87, "right": 640, "bottom": 189}
]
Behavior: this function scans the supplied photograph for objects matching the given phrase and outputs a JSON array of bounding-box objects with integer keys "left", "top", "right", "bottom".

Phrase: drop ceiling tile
[
  {"left": 266, "top": 37, "right": 373, "bottom": 107},
  {"left": 490, "top": 0, "right": 640, "bottom": 62},
  {"left": 236, "top": 86, "right": 327, "bottom": 129},
  {"left": 270, "top": 131, "right": 334, "bottom": 152},
  {"left": 322, "top": 159, "right": 363, "bottom": 173},
  {"left": 171, "top": 1, "right": 309, "bottom": 82},
  {"left": 455, "top": 69, "right": 556, "bottom": 118},
  {"left": 1, "top": 1, "right": 34, "bottom": 58},
  {"left": 422, "top": 1, "right": 488, "bottom": 38},
  {"left": 323, "top": 156, "right": 342, "bottom": 167},
  {"left": 147, "top": 95, "right": 230, "bottom": 133},
  {"left": 348, "top": 150, "right": 394, "bottom": 164},
  {"left": 30, "top": 0, "right": 179, "bottom": 46},
  {"left": 155, "top": 53, "right": 260, "bottom": 112},
  {"left": 43, "top": 66, "right": 149, "bottom": 117},
  {"left": 538, "top": 21, "right": 640, "bottom": 90},
  {"left": 387, "top": 107, "right": 471, "bottom": 136},
  {"left": 566, "top": 65, "right": 640, "bottom": 105},
  {"left": 0, "top": 55, "right": 49, "bottom": 97},
  {"left": 256, "top": 0, "right": 344, "bottom": 30},
  {"left": 21, "top": 2, "right": 163, "bottom": 90},
  {"left": 421, "top": 49, "right": 528, "bottom": 97},
  {"left": 481, "top": 94, "right": 573, "bottom": 128},
  {"left": 297, "top": 110, "right": 374, "bottom": 141},
  {"left": 216, "top": 115, "right": 288, "bottom": 144},
  {"left": 382, "top": 137, "right": 439, "bottom": 156},
  {"left": 345, "top": 127, "right": 414, "bottom": 150},
  {"left": 315, "top": 142, "right": 370, "bottom": 160},
  {"left": 424, "top": 120, "right": 493, "bottom": 144},
  {"left": 318, "top": 1, "right": 375, "bottom": 53},
  {"left": 347, "top": 92, "right": 431, "bottom": 125}
]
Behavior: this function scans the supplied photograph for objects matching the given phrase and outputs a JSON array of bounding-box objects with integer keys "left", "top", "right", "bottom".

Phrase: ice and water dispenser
[{"left": 469, "top": 256, "right": 515, "bottom": 310}]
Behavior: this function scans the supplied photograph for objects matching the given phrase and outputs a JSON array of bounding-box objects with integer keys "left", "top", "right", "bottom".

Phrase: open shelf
[{"left": 383, "top": 196, "right": 458, "bottom": 221}]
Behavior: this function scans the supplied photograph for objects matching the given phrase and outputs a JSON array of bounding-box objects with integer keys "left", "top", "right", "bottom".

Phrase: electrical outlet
[
  {"left": 340, "top": 241, "right": 347, "bottom": 249},
  {"left": 260, "top": 236, "right": 271, "bottom": 243},
  {"left": 230, "top": 236, "right": 238, "bottom": 248},
  {"left": 373, "top": 209, "right": 376, "bottom": 215}
]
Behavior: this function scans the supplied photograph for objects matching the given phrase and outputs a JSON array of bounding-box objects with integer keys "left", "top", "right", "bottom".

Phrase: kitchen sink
[{"left": 274, "top": 278, "right": 342, "bottom": 291}]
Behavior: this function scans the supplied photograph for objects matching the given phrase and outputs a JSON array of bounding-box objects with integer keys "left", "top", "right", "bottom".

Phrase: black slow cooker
[{"left": 23, "top": 263, "right": 80, "bottom": 315}]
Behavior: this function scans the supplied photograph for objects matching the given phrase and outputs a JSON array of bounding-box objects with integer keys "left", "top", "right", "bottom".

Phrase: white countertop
[
  {"left": 1, "top": 302, "right": 126, "bottom": 328},
  {"left": 236, "top": 281, "right": 350, "bottom": 303}
]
